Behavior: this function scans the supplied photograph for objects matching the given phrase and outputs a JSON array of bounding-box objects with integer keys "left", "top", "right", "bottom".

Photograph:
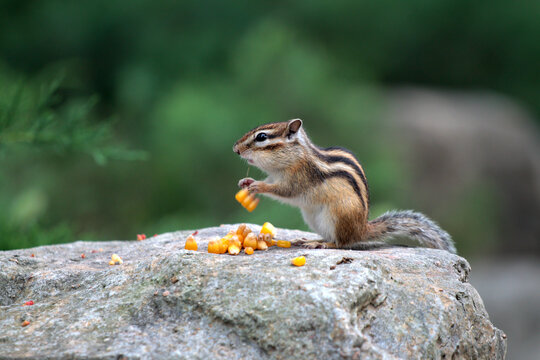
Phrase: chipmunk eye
[{"left": 255, "top": 133, "right": 268, "bottom": 142}]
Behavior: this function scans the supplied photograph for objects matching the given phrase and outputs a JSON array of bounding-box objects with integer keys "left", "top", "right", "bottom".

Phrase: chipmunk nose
[{"left": 233, "top": 144, "right": 240, "bottom": 154}]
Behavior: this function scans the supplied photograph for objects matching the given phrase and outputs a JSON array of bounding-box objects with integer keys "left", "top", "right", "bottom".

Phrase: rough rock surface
[{"left": 0, "top": 225, "right": 506, "bottom": 359}]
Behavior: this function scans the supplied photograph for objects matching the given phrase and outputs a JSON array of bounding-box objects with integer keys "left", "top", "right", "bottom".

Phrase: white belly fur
[
  {"left": 264, "top": 192, "right": 335, "bottom": 241},
  {"left": 300, "top": 205, "right": 336, "bottom": 242}
]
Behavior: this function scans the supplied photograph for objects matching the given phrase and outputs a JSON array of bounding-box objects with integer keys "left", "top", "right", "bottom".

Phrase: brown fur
[
  {"left": 233, "top": 120, "right": 456, "bottom": 253},
  {"left": 234, "top": 120, "right": 370, "bottom": 247},
  {"left": 235, "top": 122, "right": 287, "bottom": 148}
]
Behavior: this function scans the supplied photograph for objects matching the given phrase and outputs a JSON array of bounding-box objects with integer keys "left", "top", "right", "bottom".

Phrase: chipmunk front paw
[
  {"left": 238, "top": 177, "right": 255, "bottom": 188},
  {"left": 247, "top": 181, "right": 264, "bottom": 194}
]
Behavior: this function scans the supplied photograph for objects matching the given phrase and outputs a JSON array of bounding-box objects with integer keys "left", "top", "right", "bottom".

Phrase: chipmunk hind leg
[
  {"left": 332, "top": 209, "right": 369, "bottom": 248},
  {"left": 292, "top": 205, "right": 337, "bottom": 249},
  {"left": 293, "top": 238, "right": 336, "bottom": 249},
  {"left": 295, "top": 205, "right": 367, "bottom": 250}
]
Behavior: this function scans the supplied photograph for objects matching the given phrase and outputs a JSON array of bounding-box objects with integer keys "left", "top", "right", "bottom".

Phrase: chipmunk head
[{"left": 233, "top": 119, "right": 306, "bottom": 173}]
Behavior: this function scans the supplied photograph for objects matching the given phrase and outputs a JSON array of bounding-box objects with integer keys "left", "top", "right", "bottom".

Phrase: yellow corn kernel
[
  {"left": 240, "top": 224, "right": 252, "bottom": 238},
  {"left": 276, "top": 240, "right": 291, "bottom": 248},
  {"left": 245, "top": 197, "right": 259, "bottom": 212},
  {"left": 259, "top": 233, "right": 272, "bottom": 247},
  {"left": 244, "top": 247, "right": 254, "bottom": 255},
  {"left": 243, "top": 233, "right": 258, "bottom": 249},
  {"left": 222, "top": 231, "right": 234, "bottom": 241},
  {"left": 291, "top": 256, "right": 306, "bottom": 267},
  {"left": 236, "top": 224, "right": 252, "bottom": 244},
  {"left": 110, "top": 254, "right": 123, "bottom": 265},
  {"left": 236, "top": 224, "right": 247, "bottom": 236},
  {"left": 237, "top": 233, "right": 245, "bottom": 244},
  {"left": 260, "top": 222, "right": 277, "bottom": 238},
  {"left": 235, "top": 188, "right": 249, "bottom": 202},
  {"left": 184, "top": 235, "right": 198, "bottom": 251},
  {"left": 208, "top": 237, "right": 224, "bottom": 254},
  {"left": 208, "top": 239, "right": 221, "bottom": 254},
  {"left": 236, "top": 189, "right": 259, "bottom": 212},
  {"left": 257, "top": 240, "right": 268, "bottom": 251},
  {"left": 228, "top": 243, "right": 241, "bottom": 255},
  {"left": 266, "top": 234, "right": 274, "bottom": 247},
  {"left": 219, "top": 238, "right": 229, "bottom": 254},
  {"left": 229, "top": 235, "right": 242, "bottom": 249}
]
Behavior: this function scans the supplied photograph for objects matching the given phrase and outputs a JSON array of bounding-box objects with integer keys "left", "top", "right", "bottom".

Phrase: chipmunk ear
[{"left": 286, "top": 119, "right": 303, "bottom": 138}]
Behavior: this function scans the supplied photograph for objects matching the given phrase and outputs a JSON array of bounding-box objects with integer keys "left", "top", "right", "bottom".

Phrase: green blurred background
[{"left": 0, "top": 0, "right": 539, "bottom": 256}]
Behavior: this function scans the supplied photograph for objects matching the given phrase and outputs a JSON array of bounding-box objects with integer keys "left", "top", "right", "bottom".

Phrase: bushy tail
[{"left": 362, "top": 210, "right": 456, "bottom": 253}]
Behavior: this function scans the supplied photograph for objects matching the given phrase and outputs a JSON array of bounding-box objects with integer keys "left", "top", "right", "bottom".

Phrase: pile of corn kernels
[
  {"left": 182, "top": 190, "right": 306, "bottom": 265},
  {"left": 184, "top": 222, "right": 291, "bottom": 255}
]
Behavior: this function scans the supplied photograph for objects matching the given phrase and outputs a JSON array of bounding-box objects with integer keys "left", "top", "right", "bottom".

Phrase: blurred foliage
[
  {"left": 0, "top": 64, "right": 147, "bottom": 248},
  {"left": 0, "top": 0, "right": 538, "bottom": 253},
  {"left": 0, "top": 65, "right": 147, "bottom": 164}
]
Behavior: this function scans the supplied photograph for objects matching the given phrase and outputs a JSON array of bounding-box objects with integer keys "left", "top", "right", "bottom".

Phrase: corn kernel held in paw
[
  {"left": 110, "top": 254, "right": 123, "bottom": 265},
  {"left": 244, "top": 247, "right": 254, "bottom": 255},
  {"left": 235, "top": 189, "right": 248, "bottom": 202},
  {"left": 235, "top": 189, "right": 259, "bottom": 212},
  {"left": 291, "top": 256, "right": 306, "bottom": 266},
  {"left": 276, "top": 240, "right": 291, "bottom": 248},
  {"left": 184, "top": 235, "right": 198, "bottom": 251},
  {"left": 245, "top": 199, "right": 259, "bottom": 212},
  {"left": 260, "top": 222, "right": 277, "bottom": 238}
]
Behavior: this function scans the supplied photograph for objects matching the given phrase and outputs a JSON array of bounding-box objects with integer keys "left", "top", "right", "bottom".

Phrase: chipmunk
[{"left": 233, "top": 119, "right": 456, "bottom": 253}]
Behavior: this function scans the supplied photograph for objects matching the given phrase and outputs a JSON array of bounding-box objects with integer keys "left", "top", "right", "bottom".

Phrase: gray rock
[{"left": 0, "top": 225, "right": 506, "bottom": 359}]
